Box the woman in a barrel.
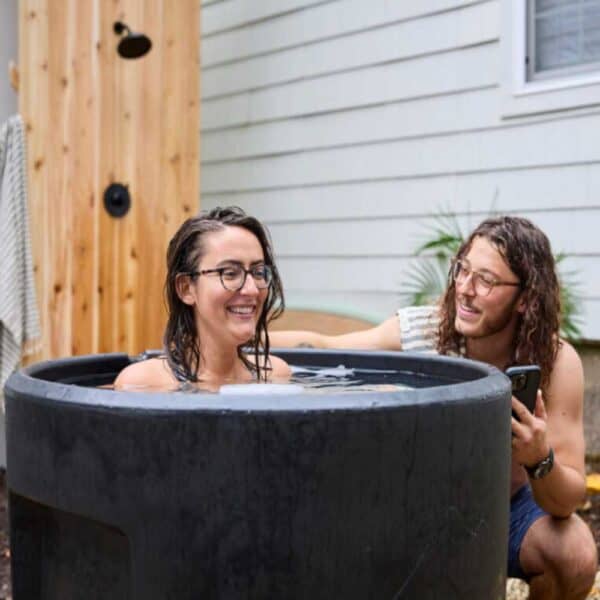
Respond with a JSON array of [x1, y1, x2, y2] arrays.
[[115, 206, 290, 391]]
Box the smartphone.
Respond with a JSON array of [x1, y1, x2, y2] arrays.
[[506, 365, 541, 417]]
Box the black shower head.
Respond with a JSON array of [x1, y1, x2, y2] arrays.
[[113, 21, 152, 59]]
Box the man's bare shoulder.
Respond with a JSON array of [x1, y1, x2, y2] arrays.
[[114, 357, 177, 390], [550, 340, 584, 389], [545, 339, 584, 418]]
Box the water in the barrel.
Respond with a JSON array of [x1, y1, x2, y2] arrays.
[[104, 363, 452, 394]]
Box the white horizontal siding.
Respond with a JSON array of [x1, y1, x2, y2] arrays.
[[202, 1, 498, 99], [200, 0, 600, 340], [203, 43, 499, 129], [275, 255, 598, 298], [264, 208, 600, 257], [517, 211, 600, 259], [203, 0, 339, 35], [203, 112, 600, 191], [202, 0, 489, 65], [202, 164, 600, 217], [202, 86, 501, 162]]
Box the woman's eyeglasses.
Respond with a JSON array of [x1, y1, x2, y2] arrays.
[[185, 264, 273, 292], [452, 259, 520, 297]]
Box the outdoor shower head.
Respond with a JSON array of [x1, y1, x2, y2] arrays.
[[113, 21, 152, 59]]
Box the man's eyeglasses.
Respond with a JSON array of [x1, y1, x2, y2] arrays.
[[186, 264, 273, 292], [451, 259, 520, 297]]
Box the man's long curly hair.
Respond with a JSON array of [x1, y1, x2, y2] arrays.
[[437, 216, 560, 392], [163, 206, 284, 382]]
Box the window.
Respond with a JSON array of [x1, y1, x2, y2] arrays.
[[501, 1, 600, 119], [527, 0, 600, 81]]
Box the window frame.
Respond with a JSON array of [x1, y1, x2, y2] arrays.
[[500, 0, 600, 118]]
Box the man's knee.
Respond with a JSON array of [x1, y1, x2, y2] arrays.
[[523, 514, 597, 593], [565, 524, 598, 594]]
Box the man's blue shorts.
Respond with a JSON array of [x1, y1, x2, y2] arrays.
[[508, 485, 547, 580]]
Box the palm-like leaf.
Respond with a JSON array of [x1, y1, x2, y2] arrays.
[[400, 212, 463, 306], [555, 253, 583, 340], [414, 212, 465, 258], [399, 256, 449, 307]]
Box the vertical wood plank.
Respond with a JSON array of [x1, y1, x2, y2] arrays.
[[46, 0, 72, 357], [115, 1, 140, 354], [19, 0, 49, 361], [69, 0, 97, 356], [152, 0, 201, 347], [136, 0, 165, 352], [20, 0, 200, 359], [97, 0, 121, 354]]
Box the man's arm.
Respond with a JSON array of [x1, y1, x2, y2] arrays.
[[269, 315, 403, 351], [511, 341, 587, 517]]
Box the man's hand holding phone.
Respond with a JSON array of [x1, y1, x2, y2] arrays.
[[511, 389, 551, 470], [507, 365, 552, 473]]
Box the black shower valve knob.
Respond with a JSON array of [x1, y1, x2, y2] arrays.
[[104, 182, 131, 218]]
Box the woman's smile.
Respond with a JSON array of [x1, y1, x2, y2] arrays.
[[226, 303, 258, 319]]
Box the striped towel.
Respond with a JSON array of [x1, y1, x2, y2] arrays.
[[0, 114, 41, 389]]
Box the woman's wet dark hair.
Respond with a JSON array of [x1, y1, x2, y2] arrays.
[[163, 206, 284, 382]]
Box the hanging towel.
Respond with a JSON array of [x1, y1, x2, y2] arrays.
[[0, 114, 41, 389]]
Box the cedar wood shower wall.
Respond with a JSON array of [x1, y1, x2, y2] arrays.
[[19, 0, 200, 359]]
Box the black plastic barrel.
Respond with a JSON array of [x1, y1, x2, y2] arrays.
[[4, 349, 511, 599]]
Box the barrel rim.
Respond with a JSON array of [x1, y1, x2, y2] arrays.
[[4, 349, 510, 413]]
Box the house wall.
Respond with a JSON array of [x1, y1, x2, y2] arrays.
[[200, 0, 600, 340], [0, 0, 18, 123]]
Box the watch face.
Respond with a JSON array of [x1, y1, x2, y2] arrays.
[[529, 448, 554, 480], [534, 461, 550, 479]]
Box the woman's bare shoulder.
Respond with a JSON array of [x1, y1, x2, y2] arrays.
[[268, 354, 291, 379], [113, 357, 177, 390], [245, 353, 291, 380]]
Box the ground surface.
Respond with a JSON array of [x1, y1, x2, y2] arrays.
[[0, 471, 598, 599]]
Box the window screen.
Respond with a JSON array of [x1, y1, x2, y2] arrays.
[[528, 0, 600, 80]]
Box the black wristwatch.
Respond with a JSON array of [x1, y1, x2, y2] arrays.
[[525, 447, 554, 480]]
